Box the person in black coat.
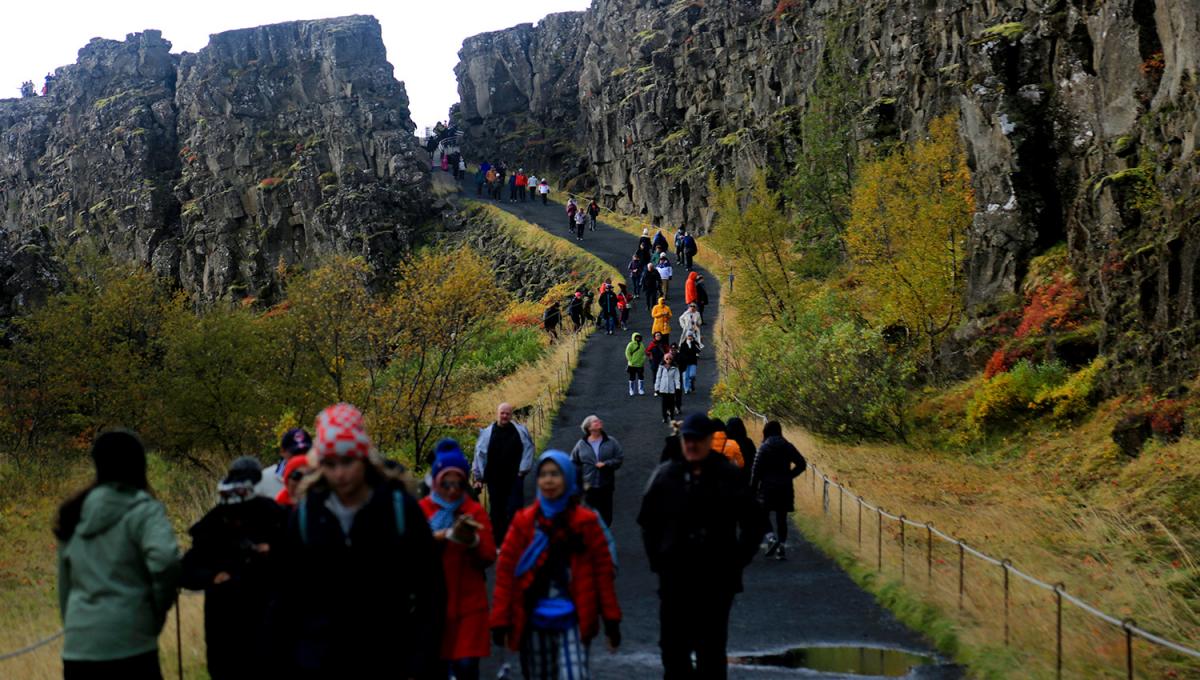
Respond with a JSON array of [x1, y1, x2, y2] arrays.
[[725, 417, 757, 477], [694, 274, 710, 322], [639, 413, 765, 680], [181, 457, 287, 680], [275, 404, 442, 679], [641, 265, 662, 311], [750, 420, 807, 561]]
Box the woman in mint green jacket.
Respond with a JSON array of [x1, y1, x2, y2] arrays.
[[55, 430, 180, 680]]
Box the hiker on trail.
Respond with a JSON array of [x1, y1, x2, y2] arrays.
[[710, 419, 745, 469], [628, 252, 645, 298], [752, 421, 807, 561], [486, 167, 499, 199], [659, 419, 683, 463], [684, 272, 701, 318], [695, 273, 710, 321], [587, 198, 600, 231], [646, 331, 666, 393], [475, 167, 486, 196], [638, 228, 653, 254], [655, 353, 682, 423], [674, 227, 687, 266], [458, 156, 467, 180], [182, 457, 287, 680], [527, 174, 539, 202], [257, 427, 312, 499], [567, 291, 585, 331], [566, 199, 578, 230], [726, 417, 757, 478], [472, 402, 537, 546], [490, 451, 622, 679], [638, 413, 765, 680], [676, 332, 701, 395], [598, 283, 619, 336], [515, 171, 527, 202], [574, 208, 588, 241], [570, 416, 625, 526], [276, 403, 440, 678], [656, 255, 675, 299], [275, 454, 312, 506], [543, 300, 562, 343], [538, 178, 550, 205], [420, 440, 496, 680], [581, 287, 596, 326], [679, 303, 704, 349], [509, 172, 520, 203], [682, 231, 698, 271], [652, 229, 669, 254], [625, 332, 647, 396], [642, 261, 662, 305], [652, 296, 673, 344], [55, 429, 180, 680], [617, 283, 632, 330]]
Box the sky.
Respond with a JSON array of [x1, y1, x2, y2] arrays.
[[0, 0, 591, 132]]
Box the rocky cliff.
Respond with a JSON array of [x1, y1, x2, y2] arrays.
[[0, 15, 431, 314], [457, 0, 1200, 387]]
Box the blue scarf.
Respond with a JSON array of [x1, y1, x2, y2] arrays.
[[429, 491, 463, 532], [515, 451, 577, 577]]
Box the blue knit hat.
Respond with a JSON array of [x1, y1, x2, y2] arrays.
[[431, 438, 469, 486]]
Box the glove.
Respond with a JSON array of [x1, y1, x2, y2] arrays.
[[492, 627, 510, 648], [604, 619, 621, 649]]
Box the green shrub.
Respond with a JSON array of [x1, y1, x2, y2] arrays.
[[460, 323, 546, 384], [1033, 357, 1106, 421], [966, 360, 1068, 434]]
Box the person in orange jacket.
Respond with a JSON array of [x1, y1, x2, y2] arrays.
[[709, 419, 744, 468]]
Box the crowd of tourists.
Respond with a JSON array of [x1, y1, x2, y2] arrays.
[[472, 162, 551, 206]]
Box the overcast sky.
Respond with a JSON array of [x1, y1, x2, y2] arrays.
[[1, 0, 590, 132]]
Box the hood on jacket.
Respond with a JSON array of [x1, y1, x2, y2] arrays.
[[77, 484, 152, 539], [631, 332, 642, 343], [658, 297, 666, 306]]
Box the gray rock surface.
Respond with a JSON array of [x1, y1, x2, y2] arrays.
[[0, 15, 433, 312]]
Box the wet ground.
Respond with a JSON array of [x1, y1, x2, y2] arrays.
[[459, 179, 962, 679]]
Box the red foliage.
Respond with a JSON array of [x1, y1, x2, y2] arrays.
[[506, 312, 541, 328], [772, 0, 802, 21], [1014, 275, 1085, 338], [1140, 51, 1165, 78], [983, 345, 1030, 379], [1147, 398, 1185, 439]]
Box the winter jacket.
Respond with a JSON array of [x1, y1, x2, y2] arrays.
[[57, 484, 181, 661], [696, 281, 709, 307], [181, 497, 287, 678], [543, 306, 561, 329], [471, 422, 536, 483], [516, 174, 527, 187], [679, 309, 703, 339], [655, 364, 682, 394], [638, 452, 765, 594], [567, 296, 583, 321], [490, 502, 621, 650], [598, 290, 619, 317], [711, 432, 744, 468], [570, 434, 625, 490], [418, 496, 496, 661], [674, 230, 686, 252], [660, 434, 682, 463], [588, 202, 600, 218], [675, 340, 700, 368], [652, 231, 669, 253], [685, 272, 700, 305], [475, 169, 486, 186], [751, 436, 808, 511], [566, 202, 578, 217], [656, 261, 674, 281], [652, 299, 673, 336], [255, 459, 286, 499], [638, 235, 653, 254], [277, 479, 441, 677], [642, 266, 661, 296], [625, 336, 647, 368], [683, 234, 698, 256], [645, 338, 666, 366], [628, 256, 644, 279]]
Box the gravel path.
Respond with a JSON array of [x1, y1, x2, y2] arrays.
[[460, 182, 962, 679]]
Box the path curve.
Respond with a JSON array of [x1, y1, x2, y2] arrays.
[[460, 182, 961, 679]]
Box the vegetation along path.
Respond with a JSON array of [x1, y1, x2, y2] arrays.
[[457, 180, 962, 679]]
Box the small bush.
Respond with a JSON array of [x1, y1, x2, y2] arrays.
[[966, 360, 1068, 434], [461, 323, 546, 384], [1033, 357, 1106, 421]]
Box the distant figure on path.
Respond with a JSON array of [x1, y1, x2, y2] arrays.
[[587, 198, 601, 231], [725, 417, 757, 477], [472, 402, 536, 546], [639, 414, 765, 680], [751, 421, 807, 561], [538, 178, 550, 204], [654, 353, 682, 423], [656, 255, 674, 299], [570, 415, 625, 526], [625, 332, 647, 396], [256, 427, 312, 499], [55, 429, 181, 680], [566, 198, 578, 230], [652, 296, 673, 345], [543, 300, 562, 343]]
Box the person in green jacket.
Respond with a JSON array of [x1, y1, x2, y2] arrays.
[[626, 331, 647, 396], [54, 429, 181, 680]]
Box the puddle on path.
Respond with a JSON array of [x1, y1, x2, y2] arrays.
[[730, 646, 934, 677]]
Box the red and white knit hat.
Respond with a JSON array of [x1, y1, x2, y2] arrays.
[[314, 403, 372, 460]]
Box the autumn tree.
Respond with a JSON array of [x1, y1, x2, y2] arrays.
[[846, 113, 975, 363]]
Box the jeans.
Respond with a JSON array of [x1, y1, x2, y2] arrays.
[[541, 192, 548, 205], [631, 276, 642, 297], [603, 314, 615, 334], [684, 364, 697, 392]]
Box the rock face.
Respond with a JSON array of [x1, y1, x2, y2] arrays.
[[0, 15, 432, 312], [457, 0, 1200, 388]]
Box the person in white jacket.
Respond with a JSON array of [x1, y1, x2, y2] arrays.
[[471, 402, 536, 545], [656, 256, 674, 299], [655, 353, 682, 423], [679, 303, 704, 349]]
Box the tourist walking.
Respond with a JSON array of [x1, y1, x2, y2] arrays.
[[646, 331, 666, 393], [725, 417, 757, 477], [679, 303, 704, 349], [694, 273, 710, 320], [656, 255, 674, 299], [587, 198, 600, 231], [651, 296, 673, 345], [570, 416, 625, 526], [472, 402, 537, 547], [673, 227, 686, 266], [181, 457, 287, 680], [566, 199, 578, 231], [475, 166, 487, 196], [567, 291, 585, 331], [55, 429, 181, 680], [682, 230, 698, 271], [655, 353, 682, 422], [628, 252, 645, 298], [543, 300, 561, 343], [751, 421, 808, 561], [638, 414, 765, 680], [256, 427, 312, 499], [617, 283, 632, 330], [710, 419, 744, 469], [491, 451, 622, 680], [652, 229, 669, 254], [598, 283, 619, 335], [625, 332, 647, 396], [420, 440, 496, 680], [574, 208, 587, 241], [276, 403, 441, 678], [527, 174, 539, 201], [274, 454, 312, 506], [638, 228, 653, 253], [539, 178, 550, 205], [515, 171, 528, 202], [642, 261, 662, 305], [676, 333, 700, 394], [508, 172, 519, 203]]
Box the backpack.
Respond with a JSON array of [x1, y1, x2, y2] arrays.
[[298, 489, 407, 545], [685, 236, 698, 256]]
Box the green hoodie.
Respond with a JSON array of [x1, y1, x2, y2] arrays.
[[625, 334, 646, 368], [57, 483, 181, 661]]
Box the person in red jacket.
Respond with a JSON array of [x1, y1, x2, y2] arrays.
[[515, 171, 528, 202], [419, 439, 496, 680], [490, 451, 621, 679]]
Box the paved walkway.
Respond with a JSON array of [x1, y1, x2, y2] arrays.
[[461, 182, 961, 678]]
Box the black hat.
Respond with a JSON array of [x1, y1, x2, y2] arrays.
[[92, 429, 147, 488], [280, 428, 312, 454], [225, 456, 262, 485], [680, 413, 713, 438]]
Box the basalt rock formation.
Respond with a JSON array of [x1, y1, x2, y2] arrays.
[[457, 1, 1200, 387], [0, 15, 432, 315]]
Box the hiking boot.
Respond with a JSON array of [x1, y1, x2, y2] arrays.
[[629, 383, 635, 397], [774, 545, 787, 561], [764, 536, 780, 557], [637, 381, 645, 395]]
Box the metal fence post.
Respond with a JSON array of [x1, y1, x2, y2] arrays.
[[925, 523, 933, 584], [858, 498, 863, 548], [1123, 619, 1135, 680], [1055, 583, 1065, 680], [822, 479, 829, 515], [899, 516, 906, 582], [1001, 559, 1011, 646], [876, 507, 883, 572], [839, 484, 844, 532], [958, 540, 966, 611]]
